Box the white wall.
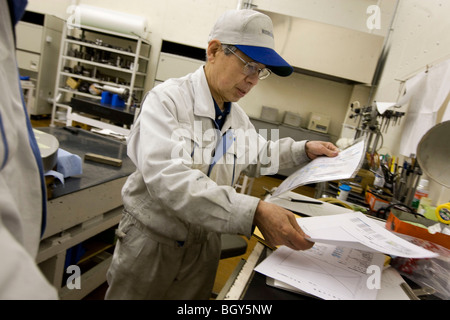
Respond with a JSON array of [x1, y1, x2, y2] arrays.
[[252, 0, 395, 36], [239, 72, 353, 141], [25, 0, 450, 146], [25, 0, 450, 202], [372, 0, 450, 204], [25, 0, 362, 142], [26, 0, 238, 92], [373, 0, 450, 155]]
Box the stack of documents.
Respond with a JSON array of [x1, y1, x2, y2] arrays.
[[271, 139, 366, 197], [255, 137, 438, 299], [256, 243, 386, 300], [254, 212, 438, 300], [297, 212, 437, 259]]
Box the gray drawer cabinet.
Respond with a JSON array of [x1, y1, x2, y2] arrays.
[[16, 11, 63, 116]]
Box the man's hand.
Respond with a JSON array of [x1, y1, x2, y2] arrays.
[[305, 141, 339, 160], [253, 200, 314, 250]]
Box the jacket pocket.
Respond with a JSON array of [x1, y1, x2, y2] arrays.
[[190, 129, 216, 174], [209, 132, 243, 186]]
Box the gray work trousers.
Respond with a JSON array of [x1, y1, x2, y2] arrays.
[[105, 212, 221, 300]]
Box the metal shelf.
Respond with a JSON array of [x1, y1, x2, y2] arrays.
[[51, 22, 151, 132]]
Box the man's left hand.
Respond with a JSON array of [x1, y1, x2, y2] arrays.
[[305, 141, 339, 160]]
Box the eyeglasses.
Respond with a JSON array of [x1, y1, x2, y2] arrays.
[[225, 47, 271, 80]]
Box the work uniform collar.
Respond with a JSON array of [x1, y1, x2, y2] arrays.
[[192, 66, 240, 132], [213, 100, 231, 131], [192, 67, 216, 120]]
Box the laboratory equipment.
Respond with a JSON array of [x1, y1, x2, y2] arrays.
[[416, 120, 450, 188]]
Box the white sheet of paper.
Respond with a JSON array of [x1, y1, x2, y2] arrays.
[[265, 265, 410, 300], [271, 139, 365, 198], [266, 192, 353, 217], [255, 243, 386, 300], [297, 212, 438, 259]]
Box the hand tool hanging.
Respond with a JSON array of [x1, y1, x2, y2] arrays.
[[348, 102, 405, 154]]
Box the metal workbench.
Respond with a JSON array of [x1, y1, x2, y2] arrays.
[[36, 127, 135, 299], [35, 127, 248, 299], [217, 191, 433, 301]]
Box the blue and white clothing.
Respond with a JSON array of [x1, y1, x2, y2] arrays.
[[0, 0, 57, 299]]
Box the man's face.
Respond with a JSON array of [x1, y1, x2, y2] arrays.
[[205, 42, 265, 104]]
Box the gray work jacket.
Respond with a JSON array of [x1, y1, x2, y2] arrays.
[[122, 66, 310, 245]]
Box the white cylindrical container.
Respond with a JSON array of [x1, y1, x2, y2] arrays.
[[411, 178, 429, 210], [337, 184, 351, 201], [75, 5, 149, 38]]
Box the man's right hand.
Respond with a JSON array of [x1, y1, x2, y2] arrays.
[[253, 200, 314, 250]]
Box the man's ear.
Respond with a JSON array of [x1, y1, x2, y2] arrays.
[[207, 40, 222, 62]]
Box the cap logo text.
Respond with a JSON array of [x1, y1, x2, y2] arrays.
[[261, 29, 274, 38]]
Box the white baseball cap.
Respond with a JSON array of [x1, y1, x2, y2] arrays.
[[208, 9, 293, 77]]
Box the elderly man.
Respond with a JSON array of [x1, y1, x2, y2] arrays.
[[105, 9, 339, 300]]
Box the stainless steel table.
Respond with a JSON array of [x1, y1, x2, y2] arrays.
[[36, 127, 248, 299], [36, 127, 134, 299]]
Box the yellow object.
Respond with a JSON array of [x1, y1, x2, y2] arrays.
[[66, 77, 80, 89], [390, 156, 396, 173], [318, 197, 353, 210], [423, 206, 439, 222], [435, 203, 450, 224], [71, 121, 91, 131], [352, 168, 375, 191]]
